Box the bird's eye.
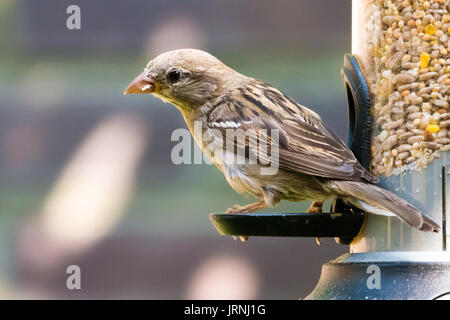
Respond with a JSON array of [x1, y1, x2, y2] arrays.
[[167, 70, 181, 83]]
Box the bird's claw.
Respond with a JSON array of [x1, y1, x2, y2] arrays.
[[232, 235, 249, 242], [226, 205, 250, 241], [225, 204, 249, 214], [315, 237, 321, 246], [306, 201, 324, 214]]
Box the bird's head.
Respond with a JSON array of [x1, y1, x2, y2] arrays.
[[124, 49, 246, 113]]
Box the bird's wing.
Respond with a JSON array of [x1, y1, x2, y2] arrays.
[[206, 82, 376, 182]]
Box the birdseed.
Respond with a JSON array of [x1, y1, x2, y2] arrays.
[[357, 0, 450, 176]]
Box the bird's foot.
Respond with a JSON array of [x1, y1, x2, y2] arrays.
[[225, 204, 249, 214], [315, 237, 321, 246], [235, 235, 249, 242], [306, 200, 324, 214], [226, 201, 267, 214], [307, 201, 324, 246], [225, 205, 250, 241], [225, 201, 267, 242]]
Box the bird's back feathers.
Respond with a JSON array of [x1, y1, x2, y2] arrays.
[[206, 81, 377, 183]]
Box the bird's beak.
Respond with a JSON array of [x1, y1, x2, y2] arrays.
[[123, 70, 156, 95]]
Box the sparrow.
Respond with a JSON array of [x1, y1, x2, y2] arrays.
[[124, 48, 440, 240]]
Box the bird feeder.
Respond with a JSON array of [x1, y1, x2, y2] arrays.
[[211, 0, 450, 299]]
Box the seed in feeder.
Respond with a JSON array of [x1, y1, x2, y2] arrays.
[[383, 136, 398, 151], [423, 34, 432, 41], [431, 98, 449, 108], [391, 149, 398, 157], [399, 132, 414, 140], [441, 120, 450, 128], [407, 135, 425, 144], [426, 124, 441, 134], [411, 148, 425, 158], [409, 112, 422, 120], [377, 130, 388, 142], [425, 14, 434, 24], [363, 0, 450, 175], [425, 24, 436, 35], [424, 130, 434, 141], [402, 54, 412, 62], [398, 151, 410, 160], [420, 52, 431, 68], [401, 89, 410, 96], [411, 128, 426, 135], [398, 144, 411, 153], [422, 102, 432, 112], [432, 112, 441, 123], [436, 137, 450, 144], [406, 106, 420, 113], [421, 114, 431, 129], [413, 118, 421, 127], [397, 73, 416, 83], [414, 10, 425, 19], [382, 70, 392, 78], [405, 156, 416, 164], [438, 129, 448, 138], [420, 141, 442, 149]]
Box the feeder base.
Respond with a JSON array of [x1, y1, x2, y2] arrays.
[[305, 251, 450, 300]]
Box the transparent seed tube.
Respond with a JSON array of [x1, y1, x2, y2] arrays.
[[351, 0, 450, 252]]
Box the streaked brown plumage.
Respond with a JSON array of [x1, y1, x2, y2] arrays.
[[124, 49, 440, 236]]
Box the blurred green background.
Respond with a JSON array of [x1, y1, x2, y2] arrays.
[[0, 0, 352, 299]]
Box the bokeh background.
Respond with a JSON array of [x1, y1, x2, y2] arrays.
[[0, 0, 352, 299]]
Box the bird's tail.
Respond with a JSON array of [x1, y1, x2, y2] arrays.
[[328, 180, 440, 233]]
